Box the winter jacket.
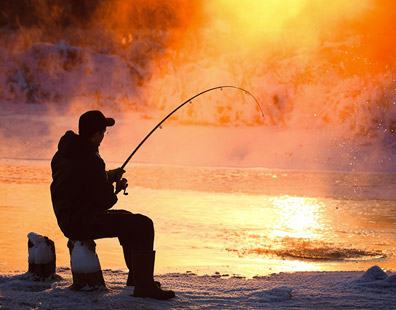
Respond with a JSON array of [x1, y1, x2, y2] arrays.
[[50, 131, 117, 239]]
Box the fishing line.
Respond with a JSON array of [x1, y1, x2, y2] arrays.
[[121, 86, 264, 170]]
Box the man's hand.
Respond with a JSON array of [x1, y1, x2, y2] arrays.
[[107, 168, 125, 184], [115, 178, 128, 195]]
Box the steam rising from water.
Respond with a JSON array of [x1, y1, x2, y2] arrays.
[[0, 0, 395, 169], [148, 0, 396, 130]]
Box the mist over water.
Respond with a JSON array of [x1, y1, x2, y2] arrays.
[[1, 162, 395, 275], [0, 0, 395, 171], [0, 1, 395, 280]]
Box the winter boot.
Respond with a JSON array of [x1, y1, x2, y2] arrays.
[[123, 247, 161, 287], [131, 251, 175, 300]]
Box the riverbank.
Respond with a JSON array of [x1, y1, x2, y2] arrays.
[[1, 266, 395, 309]]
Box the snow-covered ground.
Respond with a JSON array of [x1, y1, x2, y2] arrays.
[[0, 266, 395, 309], [1, 3, 396, 309]]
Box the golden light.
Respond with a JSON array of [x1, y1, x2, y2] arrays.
[[143, 0, 396, 132], [270, 196, 324, 239], [281, 259, 322, 272], [209, 0, 308, 48], [199, 0, 373, 54]]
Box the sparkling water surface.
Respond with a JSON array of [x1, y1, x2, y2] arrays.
[[0, 160, 395, 277]]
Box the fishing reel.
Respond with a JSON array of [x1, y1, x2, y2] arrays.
[[116, 178, 128, 195]]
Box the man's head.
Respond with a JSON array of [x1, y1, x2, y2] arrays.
[[79, 110, 115, 146]]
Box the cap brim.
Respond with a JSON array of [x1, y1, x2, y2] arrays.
[[105, 117, 115, 127]]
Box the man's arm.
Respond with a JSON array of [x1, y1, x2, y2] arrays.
[[87, 158, 118, 210], [107, 167, 125, 184]]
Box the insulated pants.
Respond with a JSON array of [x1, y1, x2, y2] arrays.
[[70, 209, 154, 251]]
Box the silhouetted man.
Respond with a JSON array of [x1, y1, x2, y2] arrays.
[[50, 110, 175, 300]]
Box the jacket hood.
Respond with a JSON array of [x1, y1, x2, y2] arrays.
[[57, 130, 97, 157]]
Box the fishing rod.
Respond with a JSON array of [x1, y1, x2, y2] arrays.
[[121, 85, 264, 170]]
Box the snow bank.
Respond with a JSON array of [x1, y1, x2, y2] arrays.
[[351, 265, 396, 290], [354, 265, 388, 283], [0, 266, 394, 309]]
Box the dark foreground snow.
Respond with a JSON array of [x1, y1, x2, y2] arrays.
[[0, 266, 395, 309]]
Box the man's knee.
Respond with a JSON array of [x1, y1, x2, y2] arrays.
[[120, 214, 154, 249], [136, 214, 154, 233]]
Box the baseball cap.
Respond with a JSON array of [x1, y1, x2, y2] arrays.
[[79, 110, 115, 137]]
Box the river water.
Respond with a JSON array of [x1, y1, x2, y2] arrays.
[[0, 159, 395, 277]]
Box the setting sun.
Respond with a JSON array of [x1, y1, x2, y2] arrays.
[[0, 0, 395, 308]]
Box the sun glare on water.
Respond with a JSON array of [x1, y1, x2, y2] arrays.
[[270, 196, 324, 239], [0, 0, 396, 278]]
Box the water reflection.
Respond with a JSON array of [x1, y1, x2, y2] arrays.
[[0, 162, 395, 277], [270, 196, 324, 239]]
